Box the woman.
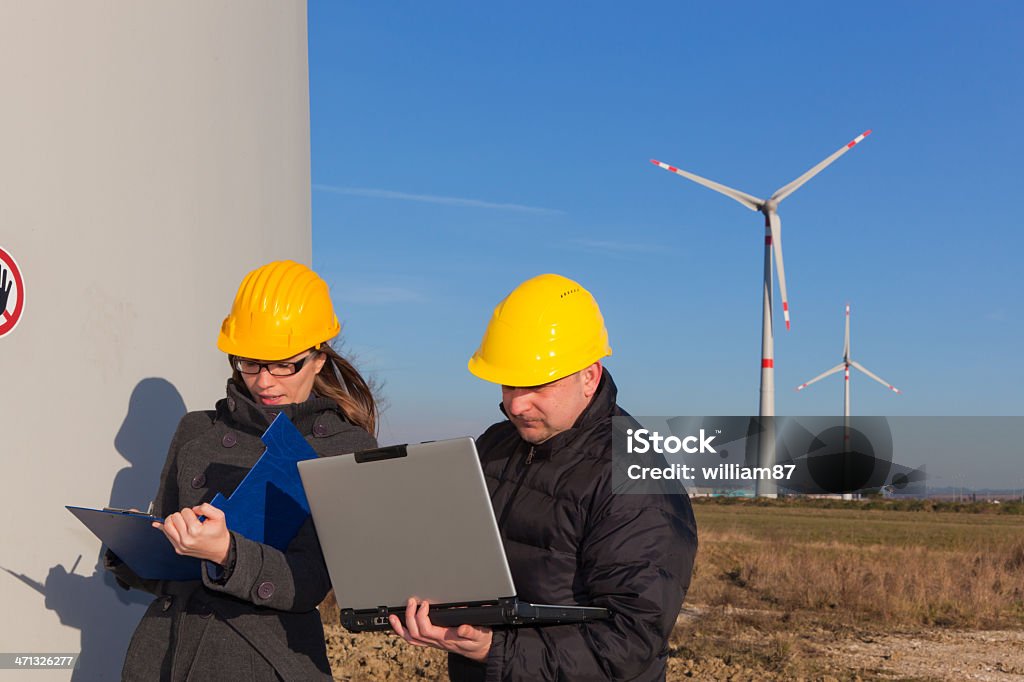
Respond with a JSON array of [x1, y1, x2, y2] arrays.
[[105, 260, 378, 681]]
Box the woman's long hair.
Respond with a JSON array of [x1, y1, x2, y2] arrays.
[[311, 343, 378, 436]]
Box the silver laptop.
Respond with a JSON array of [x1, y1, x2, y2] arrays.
[[297, 437, 609, 632]]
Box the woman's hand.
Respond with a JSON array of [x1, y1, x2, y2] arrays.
[[389, 598, 492, 662], [153, 503, 230, 566]]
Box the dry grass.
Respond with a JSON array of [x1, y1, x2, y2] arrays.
[[664, 500, 1024, 679], [690, 500, 1024, 630]]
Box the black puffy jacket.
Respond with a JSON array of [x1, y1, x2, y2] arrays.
[[450, 370, 698, 681]]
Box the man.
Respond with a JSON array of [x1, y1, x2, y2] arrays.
[[391, 273, 698, 680]]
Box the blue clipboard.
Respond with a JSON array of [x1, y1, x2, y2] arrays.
[[66, 507, 201, 580], [209, 412, 320, 549], [69, 413, 320, 581]]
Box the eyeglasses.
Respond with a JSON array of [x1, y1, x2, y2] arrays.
[[232, 352, 318, 377]]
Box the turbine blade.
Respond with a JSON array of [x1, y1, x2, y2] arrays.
[[795, 363, 845, 391], [849, 359, 901, 394], [650, 159, 763, 212], [843, 303, 850, 360], [893, 464, 927, 485], [769, 212, 791, 330], [888, 464, 927, 495], [770, 130, 871, 203]]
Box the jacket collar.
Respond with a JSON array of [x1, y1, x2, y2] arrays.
[[218, 380, 340, 435], [497, 369, 618, 458]]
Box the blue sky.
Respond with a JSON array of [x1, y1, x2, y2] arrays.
[[307, 3, 1024, 488]]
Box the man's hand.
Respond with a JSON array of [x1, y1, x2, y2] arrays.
[[0, 266, 11, 315], [153, 503, 230, 565], [389, 598, 492, 662]]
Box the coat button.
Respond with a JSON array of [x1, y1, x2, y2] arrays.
[[313, 422, 328, 437], [227, 397, 237, 412], [222, 432, 237, 448], [191, 473, 206, 489], [161, 596, 173, 612], [256, 582, 275, 600]]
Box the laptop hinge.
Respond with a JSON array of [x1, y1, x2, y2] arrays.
[[355, 444, 408, 463], [498, 596, 518, 620]]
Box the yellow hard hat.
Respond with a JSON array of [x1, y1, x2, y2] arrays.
[[217, 260, 341, 360], [468, 274, 612, 386]]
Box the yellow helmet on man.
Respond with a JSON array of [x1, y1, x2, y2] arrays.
[[468, 273, 612, 387], [217, 260, 340, 360]]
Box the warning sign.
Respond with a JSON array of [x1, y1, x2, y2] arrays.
[[0, 246, 25, 338]]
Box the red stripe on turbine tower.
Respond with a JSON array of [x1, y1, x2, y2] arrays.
[[762, 359, 774, 368], [765, 236, 772, 245]]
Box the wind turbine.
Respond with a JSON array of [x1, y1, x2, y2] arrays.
[[652, 130, 871, 495], [796, 303, 901, 414], [796, 303, 901, 499]]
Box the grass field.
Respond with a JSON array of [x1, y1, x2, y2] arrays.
[[689, 499, 1024, 628], [666, 499, 1024, 679]]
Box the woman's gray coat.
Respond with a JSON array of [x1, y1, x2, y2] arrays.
[[106, 381, 376, 681]]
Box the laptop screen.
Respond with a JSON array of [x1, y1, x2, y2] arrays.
[[298, 438, 517, 610]]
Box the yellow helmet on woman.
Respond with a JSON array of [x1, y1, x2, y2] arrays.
[[468, 273, 612, 387], [217, 260, 340, 360]]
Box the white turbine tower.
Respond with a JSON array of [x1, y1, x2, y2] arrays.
[[796, 303, 901, 412], [652, 131, 871, 496], [796, 304, 901, 499]]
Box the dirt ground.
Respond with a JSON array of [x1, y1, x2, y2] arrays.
[[812, 629, 1024, 682], [326, 626, 446, 681], [324, 617, 1024, 681]]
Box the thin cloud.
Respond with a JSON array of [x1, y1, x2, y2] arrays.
[[314, 184, 564, 215], [567, 238, 665, 255]]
